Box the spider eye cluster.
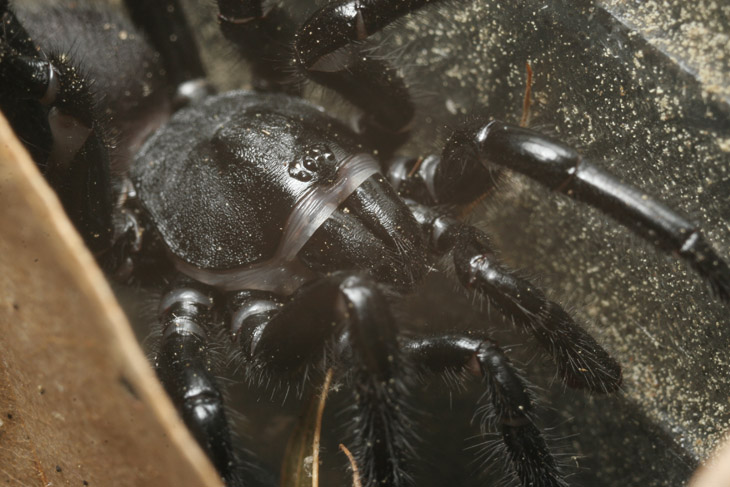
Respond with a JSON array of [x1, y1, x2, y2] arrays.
[[288, 145, 337, 182]]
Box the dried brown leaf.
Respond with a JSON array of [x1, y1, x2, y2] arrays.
[[0, 113, 221, 487]]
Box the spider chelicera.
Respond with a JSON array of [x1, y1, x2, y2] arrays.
[[1, 0, 728, 486]]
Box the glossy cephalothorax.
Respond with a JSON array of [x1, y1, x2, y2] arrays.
[[132, 92, 425, 295], [1, 1, 728, 487]]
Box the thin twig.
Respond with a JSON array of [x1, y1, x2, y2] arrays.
[[312, 368, 334, 487], [338, 443, 363, 487], [520, 61, 533, 127]]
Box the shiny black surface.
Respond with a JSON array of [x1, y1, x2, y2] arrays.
[[132, 91, 366, 270], [300, 175, 427, 290], [156, 286, 242, 485]]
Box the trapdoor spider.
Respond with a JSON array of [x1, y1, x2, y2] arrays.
[[1, 0, 729, 486]]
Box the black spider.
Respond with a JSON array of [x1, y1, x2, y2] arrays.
[[1, 1, 728, 486]]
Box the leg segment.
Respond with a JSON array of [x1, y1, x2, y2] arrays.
[[156, 285, 245, 486], [389, 121, 730, 301], [408, 201, 622, 393], [229, 273, 412, 487], [215, 0, 299, 92], [217, 0, 442, 148], [403, 335, 566, 487], [293, 0, 441, 136], [0, 2, 154, 270], [124, 0, 213, 106], [0, 2, 112, 252]]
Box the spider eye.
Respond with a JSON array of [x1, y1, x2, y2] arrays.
[[288, 145, 337, 182], [288, 164, 314, 181], [303, 158, 318, 171]]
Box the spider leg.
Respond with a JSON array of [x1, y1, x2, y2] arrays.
[[293, 0, 436, 140], [124, 0, 214, 106], [217, 0, 445, 149], [403, 335, 567, 487], [0, 2, 113, 253], [0, 2, 154, 273], [215, 0, 300, 92], [389, 121, 730, 301], [230, 272, 412, 487], [155, 283, 250, 487], [408, 201, 622, 393]]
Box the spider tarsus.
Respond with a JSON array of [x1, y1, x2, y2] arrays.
[[477, 342, 567, 487], [461, 254, 622, 395], [501, 423, 567, 487], [335, 275, 415, 487], [350, 371, 413, 487], [404, 336, 568, 487], [540, 302, 622, 394]]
